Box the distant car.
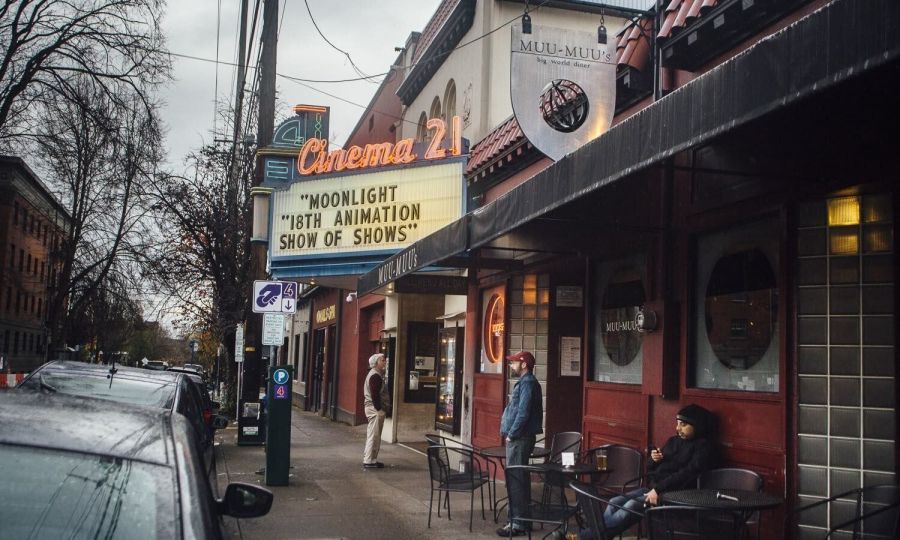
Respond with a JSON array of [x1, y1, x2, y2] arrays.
[[0, 391, 272, 538], [19, 361, 224, 490], [167, 366, 223, 431], [184, 363, 208, 376], [145, 359, 168, 370]]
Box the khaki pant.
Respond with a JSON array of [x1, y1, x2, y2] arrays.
[[364, 409, 385, 464]]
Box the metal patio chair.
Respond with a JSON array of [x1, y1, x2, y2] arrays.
[[426, 444, 489, 532], [582, 444, 643, 495], [425, 433, 495, 512], [569, 480, 645, 540]]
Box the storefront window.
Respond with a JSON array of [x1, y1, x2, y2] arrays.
[[692, 219, 779, 392], [479, 285, 505, 374], [405, 322, 440, 403], [590, 256, 646, 384]]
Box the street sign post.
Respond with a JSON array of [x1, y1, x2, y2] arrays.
[[281, 281, 297, 314], [253, 280, 298, 314], [262, 313, 284, 346], [234, 324, 245, 362]]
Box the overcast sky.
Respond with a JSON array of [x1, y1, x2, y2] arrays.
[[159, 0, 442, 171]]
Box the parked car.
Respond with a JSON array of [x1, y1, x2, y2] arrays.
[[145, 359, 168, 370], [18, 361, 225, 489], [167, 366, 223, 431], [0, 391, 272, 538], [184, 363, 208, 377]]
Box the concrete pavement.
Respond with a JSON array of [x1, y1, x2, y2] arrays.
[[215, 406, 505, 540]]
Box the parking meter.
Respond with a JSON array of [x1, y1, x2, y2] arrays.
[[265, 365, 292, 485]]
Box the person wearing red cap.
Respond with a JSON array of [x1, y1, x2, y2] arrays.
[[497, 351, 543, 537]]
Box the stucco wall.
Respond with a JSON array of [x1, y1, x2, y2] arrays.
[[399, 1, 629, 146]]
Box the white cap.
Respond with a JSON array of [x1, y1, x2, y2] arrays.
[[369, 353, 385, 367]]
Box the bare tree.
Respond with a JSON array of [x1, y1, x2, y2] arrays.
[[68, 271, 142, 363], [33, 75, 163, 355], [0, 0, 169, 144], [143, 134, 256, 411]]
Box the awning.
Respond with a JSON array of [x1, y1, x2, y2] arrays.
[[471, 0, 900, 248], [357, 215, 469, 295], [358, 0, 900, 292]]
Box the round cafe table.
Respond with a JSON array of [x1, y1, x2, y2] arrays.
[[479, 444, 552, 522], [660, 488, 783, 536], [660, 488, 782, 512]]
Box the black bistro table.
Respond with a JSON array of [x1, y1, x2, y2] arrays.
[[660, 488, 783, 536], [481, 445, 553, 522], [660, 488, 782, 512]]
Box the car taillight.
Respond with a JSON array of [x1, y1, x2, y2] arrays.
[[203, 408, 212, 426]]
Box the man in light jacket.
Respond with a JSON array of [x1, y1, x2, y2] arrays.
[[363, 353, 390, 468], [498, 351, 543, 536]]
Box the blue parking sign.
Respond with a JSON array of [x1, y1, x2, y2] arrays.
[[273, 368, 289, 385]]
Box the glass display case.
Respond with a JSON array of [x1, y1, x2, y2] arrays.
[[435, 326, 464, 434]]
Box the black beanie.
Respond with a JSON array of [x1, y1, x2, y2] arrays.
[[677, 404, 711, 435]]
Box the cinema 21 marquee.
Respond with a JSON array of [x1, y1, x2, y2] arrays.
[[269, 116, 466, 265]]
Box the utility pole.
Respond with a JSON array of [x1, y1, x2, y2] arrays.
[[242, 0, 278, 406], [230, 0, 249, 175]]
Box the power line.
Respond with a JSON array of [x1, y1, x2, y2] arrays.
[[172, 0, 556, 85], [302, 0, 380, 83], [169, 52, 385, 83], [181, 0, 557, 146]]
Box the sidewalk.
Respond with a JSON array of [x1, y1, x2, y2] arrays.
[[215, 406, 503, 540]]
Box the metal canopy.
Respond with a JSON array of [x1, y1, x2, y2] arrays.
[[470, 0, 900, 249], [357, 0, 900, 294], [357, 216, 469, 295]]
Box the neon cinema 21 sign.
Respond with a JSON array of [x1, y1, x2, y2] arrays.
[[296, 116, 462, 176]]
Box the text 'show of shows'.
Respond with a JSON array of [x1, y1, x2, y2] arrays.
[[271, 160, 465, 259]]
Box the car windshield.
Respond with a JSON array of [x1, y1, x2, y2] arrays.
[[0, 444, 176, 539], [23, 372, 177, 408]]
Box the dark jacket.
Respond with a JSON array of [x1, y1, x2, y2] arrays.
[[647, 435, 716, 492], [500, 371, 543, 439]]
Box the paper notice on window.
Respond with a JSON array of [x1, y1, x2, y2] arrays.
[[560, 336, 581, 377], [562, 452, 575, 467]]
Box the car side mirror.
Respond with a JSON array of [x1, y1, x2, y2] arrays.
[[213, 415, 229, 430], [211, 400, 221, 411], [218, 483, 273, 518]]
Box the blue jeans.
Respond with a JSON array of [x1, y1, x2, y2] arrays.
[[506, 436, 536, 530], [602, 487, 648, 532]]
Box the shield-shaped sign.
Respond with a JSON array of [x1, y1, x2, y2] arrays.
[[510, 23, 618, 161]]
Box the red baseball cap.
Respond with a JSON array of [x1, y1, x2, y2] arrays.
[[506, 351, 535, 368]]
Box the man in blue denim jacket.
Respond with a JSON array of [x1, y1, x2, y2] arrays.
[[497, 351, 543, 537]]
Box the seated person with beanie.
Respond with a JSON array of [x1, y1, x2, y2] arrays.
[[598, 404, 717, 534]]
